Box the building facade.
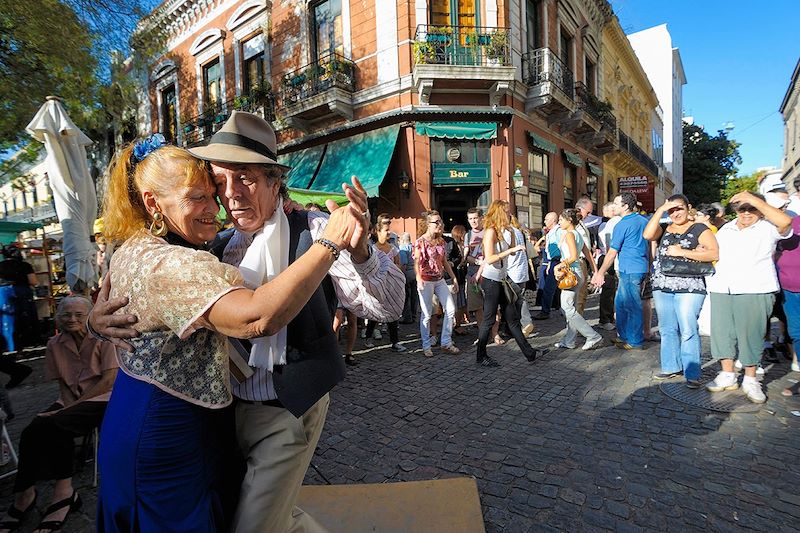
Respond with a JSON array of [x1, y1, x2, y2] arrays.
[[627, 23, 686, 195], [139, 0, 670, 236], [600, 13, 661, 212], [780, 58, 800, 192]]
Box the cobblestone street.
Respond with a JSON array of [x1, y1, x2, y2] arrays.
[[2, 297, 799, 531]]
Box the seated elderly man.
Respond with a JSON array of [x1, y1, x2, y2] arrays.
[[0, 296, 117, 533]]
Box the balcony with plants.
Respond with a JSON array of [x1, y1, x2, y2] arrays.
[[571, 82, 618, 153], [278, 52, 356, 127], [412, 25, 515, 106], [522, 47, 575, 117], [181, 86, 276, 148]]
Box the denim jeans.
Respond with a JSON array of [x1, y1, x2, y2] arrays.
[[560, 273, 602, 347], [652, 290, 706, 380], [477, 278, 536, 361], [782, 290, 800, 344], [402, 279, 419, 322], [539, 262, 559, 315], [418, 278, 455, 349], [616, 272, 646, 347]]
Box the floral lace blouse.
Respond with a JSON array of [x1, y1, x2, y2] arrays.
[[651, 223, 708, 294], [109, 230, 245, 408]]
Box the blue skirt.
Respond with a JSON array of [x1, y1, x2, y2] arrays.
[[97, 371, 226, 532]]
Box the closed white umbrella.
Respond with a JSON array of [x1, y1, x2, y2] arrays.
[[26, 96, 97, 292]]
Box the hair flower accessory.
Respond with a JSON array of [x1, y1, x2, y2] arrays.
[[132, 133, 167, 163]]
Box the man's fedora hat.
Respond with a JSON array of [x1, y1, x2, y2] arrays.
[[189, 111, 291, 170]]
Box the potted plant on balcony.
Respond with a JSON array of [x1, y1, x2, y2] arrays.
[[485, 29, 508, 65]]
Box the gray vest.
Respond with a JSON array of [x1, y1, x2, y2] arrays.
[[211, 211, 345, 417]]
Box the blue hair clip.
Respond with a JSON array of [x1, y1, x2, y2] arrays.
[[132, 133, 167, 163]]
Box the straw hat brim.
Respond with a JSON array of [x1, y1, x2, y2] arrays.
[[189, 143, 291, 171]]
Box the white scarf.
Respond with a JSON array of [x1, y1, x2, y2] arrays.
[[237, 198, 290, 371]]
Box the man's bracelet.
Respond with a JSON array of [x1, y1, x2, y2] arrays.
[[313, 238, 341, 260]]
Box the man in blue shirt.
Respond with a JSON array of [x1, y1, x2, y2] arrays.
[[591, 192, 649, 348]]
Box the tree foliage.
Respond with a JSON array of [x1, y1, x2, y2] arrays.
[[0, 0, 164, 183], [0, 0, 97, 146], [720, 170, 761, 207], [682, 122, 742, 205]]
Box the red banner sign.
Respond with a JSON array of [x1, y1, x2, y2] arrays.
[[618, 175, 655, 213]]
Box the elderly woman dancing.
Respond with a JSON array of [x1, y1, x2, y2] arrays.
[[0, 296, 116, 533], [94, 137, 362, 531]]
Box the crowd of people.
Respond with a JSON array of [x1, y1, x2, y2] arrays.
[[0, 108, 797, 532]]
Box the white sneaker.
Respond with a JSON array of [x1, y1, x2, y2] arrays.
[[756, 366, 765, 376], [742, 379, 766, 404], [792, 361, 800, 372], [734, 359, 742, 370], [706, 372, 739, 392], [373, 330, 382, 340], [391, 343, 407, 352], [554, 341, 576, 349], [364, 339, 374, 348], [581, 336, 604, 351]]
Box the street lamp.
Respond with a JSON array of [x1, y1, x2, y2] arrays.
[[399, 170, 410, 197], [586, 174, 597, 200]]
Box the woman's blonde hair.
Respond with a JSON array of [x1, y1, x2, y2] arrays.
[[483, 200, 514, 245], [102, 142, 211, 242]]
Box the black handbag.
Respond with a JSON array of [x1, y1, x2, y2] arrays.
[[660, 256, 715, 278], [500, 277, 519, 304]]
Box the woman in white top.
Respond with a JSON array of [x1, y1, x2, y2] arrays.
[[705, 191, 792, 403], [475, 200, 547, 367], [553, 209, 604, 350]]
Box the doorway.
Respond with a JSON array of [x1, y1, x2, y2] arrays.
[[434, 185, 490, 232]]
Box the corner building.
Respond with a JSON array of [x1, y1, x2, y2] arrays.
[[139, 0, 665, 236]]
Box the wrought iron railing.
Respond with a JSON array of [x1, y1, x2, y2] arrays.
[[618, 131, 659, 175], [413, 25, 510, 66], [574, 82, 617, 134], [279, 52, 356, 106], [181, 93, 276, 147], [522, 48, 574, 100]]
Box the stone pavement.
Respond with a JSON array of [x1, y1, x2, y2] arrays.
[[1, 296, 799, 532]]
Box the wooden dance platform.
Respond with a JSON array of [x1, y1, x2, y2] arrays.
[[297, 477, 486, 532]]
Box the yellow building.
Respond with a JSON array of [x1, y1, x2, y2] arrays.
[[600, 14, 661, 211]]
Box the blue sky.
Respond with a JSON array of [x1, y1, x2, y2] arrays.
[[611, 0, 796, 176]]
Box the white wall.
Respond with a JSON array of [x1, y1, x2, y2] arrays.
[[628, 24, 686, 193]]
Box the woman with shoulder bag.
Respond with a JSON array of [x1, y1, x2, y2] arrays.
[[553, 209, 604, 350], [475, 201, 548, 367], [643, 194, 719, 388]]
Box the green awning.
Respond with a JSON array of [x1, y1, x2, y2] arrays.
[[287, 188, 348, 208], [278, 144, 326, 190], [588, 163, 603, 176], [415, 121, 497, 140], [0, 221, 42, 244], [527, 131, 557, 154], [563, 150, 584, 167], [309, 125, 400, 197]]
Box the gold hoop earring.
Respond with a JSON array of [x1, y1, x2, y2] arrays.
[[150, 211, 168, 237]]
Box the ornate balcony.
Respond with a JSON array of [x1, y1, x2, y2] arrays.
[[412, 25, 515, 106], [618, 131, 659, 176], [279, 52, 356, 130], [182, 92, 276, 148], [571, 82, 618, 153], [523, 48, 575, 119]]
